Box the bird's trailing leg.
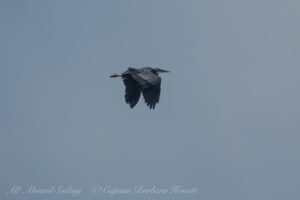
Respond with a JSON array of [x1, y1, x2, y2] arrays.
[[110, 74, 121, 78]]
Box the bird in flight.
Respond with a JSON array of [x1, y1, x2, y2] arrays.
[[110, 67, 170, 109]]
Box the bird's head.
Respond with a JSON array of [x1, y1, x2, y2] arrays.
[[154, 68, 170, 73]]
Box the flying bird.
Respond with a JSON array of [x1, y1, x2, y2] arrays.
[[110, 67, 169, 109]]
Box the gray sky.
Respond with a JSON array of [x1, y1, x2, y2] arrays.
[[1, 0, 300, 199]]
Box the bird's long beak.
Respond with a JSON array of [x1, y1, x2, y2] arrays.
[[159, 69, 170, 73]]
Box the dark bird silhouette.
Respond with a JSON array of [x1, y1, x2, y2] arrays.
[[110, 67, 169, 109]]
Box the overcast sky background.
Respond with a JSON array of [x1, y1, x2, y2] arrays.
[[1, 0, 300, 200]]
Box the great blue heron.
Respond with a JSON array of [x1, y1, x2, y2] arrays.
[[110, 67, 170, 109]]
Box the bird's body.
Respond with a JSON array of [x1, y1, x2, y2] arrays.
[[110, 67, 169, 109]]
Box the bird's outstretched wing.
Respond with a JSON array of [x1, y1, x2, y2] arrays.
[[122, 76, 141, 108], [142, 77, 161, 109]]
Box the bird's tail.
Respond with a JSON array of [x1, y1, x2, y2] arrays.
[[110, 74, 121, 78]]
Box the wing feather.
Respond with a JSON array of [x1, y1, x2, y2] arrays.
[[122, 76, 141, 108], [142, 77, 161, 109]]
